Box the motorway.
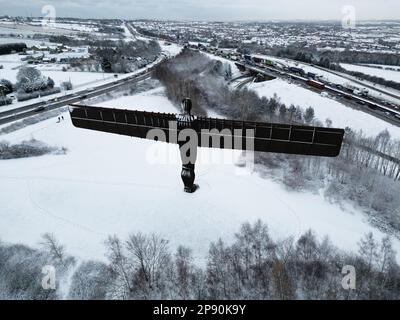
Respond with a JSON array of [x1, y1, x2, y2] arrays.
[[300, 63, 400, 101], [230, 60, 400, 124], [0, 66, 157, 126]]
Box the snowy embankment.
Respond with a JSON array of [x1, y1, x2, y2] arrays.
[[252, 54, 400, 104], [203, 52, 242, 79], [340, 63, 400, 83], [1, 85, 399, 264], [248, 79, 400, 140]]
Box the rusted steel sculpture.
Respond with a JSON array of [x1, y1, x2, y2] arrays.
[[69, 98, 344, 193]]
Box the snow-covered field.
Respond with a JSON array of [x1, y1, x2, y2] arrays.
[[1, 85, 399, 264], [0, 47, 104, 90], [2, 64, 110, 89], [0, 25, 38, 36], [341, 63, 400, 83], [248, 79, 400, 140], [0, 23, 79, 36], [50, 23, 99, 33]]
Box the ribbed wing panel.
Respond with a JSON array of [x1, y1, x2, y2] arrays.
[[70, 105, 344, 157], [69, 104, 178, 142], [195, 117, 344, 157]]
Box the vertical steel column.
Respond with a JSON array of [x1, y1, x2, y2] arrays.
[[177, 98, 198, 193]]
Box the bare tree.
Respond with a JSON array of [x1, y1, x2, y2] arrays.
[[40, 233, 66, 265], [174, 246, 195, 299], [125, 233, 170, 299], [104, 235, 133, 298]]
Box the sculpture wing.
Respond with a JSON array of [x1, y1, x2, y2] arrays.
[[69, 104, 179, 142], [70, 105, 344, 157], [195, 117, 344, 157]]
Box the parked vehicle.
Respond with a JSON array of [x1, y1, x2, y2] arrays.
[[289, 66, 305, 75], [244, 54, 252, 61], [307, 72, 316, 79], [244, 54, 254, 65], [307, 79, 325, 90], [34, 106, 46, 112], [265, 59, 274, 66]]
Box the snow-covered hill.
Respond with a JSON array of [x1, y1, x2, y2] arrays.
[[1, 85, 399, 264]]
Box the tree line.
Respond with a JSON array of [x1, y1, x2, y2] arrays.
[[91, 39, 161, 73], [1, 221, 399, 300], [0, 43, 27, 55]]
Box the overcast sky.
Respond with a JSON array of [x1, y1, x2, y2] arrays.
[[1, 0, 399, 21]]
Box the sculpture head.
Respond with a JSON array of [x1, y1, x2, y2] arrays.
[[181, 98, 192, 115]]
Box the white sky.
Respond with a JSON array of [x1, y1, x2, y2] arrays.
[[0, 0, 399, 21]]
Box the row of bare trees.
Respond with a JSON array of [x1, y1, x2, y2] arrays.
[[91, 39, 161, 73], [1, 222, 399, 300]]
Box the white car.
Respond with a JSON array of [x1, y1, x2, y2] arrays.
[[320, 92, 329, 98]]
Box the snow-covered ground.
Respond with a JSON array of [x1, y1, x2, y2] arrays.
[[0, 47, 103, 91], [203, 52, 242, 79], [248, 79, 400, 140], [1, 85, 399, 264], [0, 22, 79, 36], [159, 40, 182, 58], [341, 63, 400, 83], [2, 64, 111, 89], [49, 22, 99, 33]]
